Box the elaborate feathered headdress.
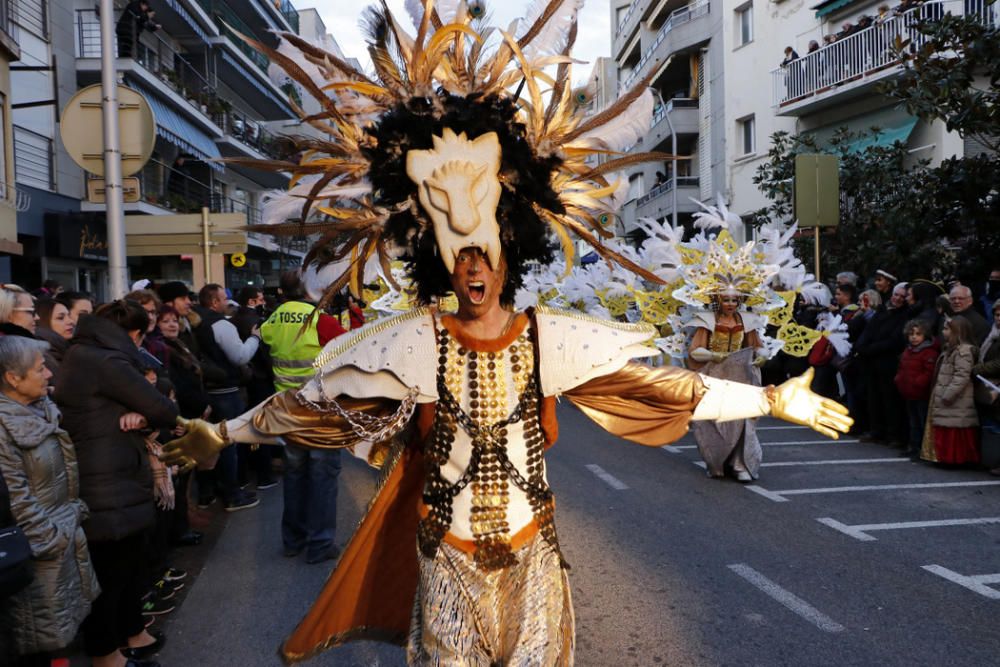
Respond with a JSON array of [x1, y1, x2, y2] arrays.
[[236, 0, 675, 308]]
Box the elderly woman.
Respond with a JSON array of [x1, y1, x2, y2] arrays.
[[0, 284, 39, 338], [34, 300, 74, 384], [0, 336, 99, 665], [54, 300, 178, 667]]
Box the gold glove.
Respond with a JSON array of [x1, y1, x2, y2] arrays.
[[160, 417, 230, 473], [769, 368, 853, 439]]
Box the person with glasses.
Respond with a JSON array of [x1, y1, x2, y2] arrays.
[[0, 285, 38, 339]]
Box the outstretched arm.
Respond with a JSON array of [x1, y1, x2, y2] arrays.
[[566, 363, 851, 445]]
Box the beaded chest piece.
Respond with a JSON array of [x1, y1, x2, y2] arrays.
[[417, 317, 562, 571]]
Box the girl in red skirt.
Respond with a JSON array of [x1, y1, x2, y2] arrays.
[[922, 315, 980, 464]]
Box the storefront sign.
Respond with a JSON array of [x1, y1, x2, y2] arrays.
[[44, 213, 109, 261]]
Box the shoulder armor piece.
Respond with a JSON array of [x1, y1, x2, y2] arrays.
[[533, 305, 659, 396]]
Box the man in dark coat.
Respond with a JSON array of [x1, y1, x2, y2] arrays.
[[115, 0, 160, 58], [949, 284, 990, 343]]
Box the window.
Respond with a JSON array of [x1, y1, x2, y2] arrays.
[[628, 173, 644, 200], [738, 115, 756, 156], [736, 3, 753, 46]]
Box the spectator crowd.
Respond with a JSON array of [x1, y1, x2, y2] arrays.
[[762, 267, 1000, 471], [1, 262, 998, 667], [0, 274, 364, 667]]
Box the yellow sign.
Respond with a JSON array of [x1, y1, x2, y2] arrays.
[[230, 253, 247, 268]]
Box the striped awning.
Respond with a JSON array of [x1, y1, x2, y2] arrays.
[[220, 50, 294, 116], [810, 0, 860, 17], [141, 90, 225, 171], [163, 0, 213, 43]]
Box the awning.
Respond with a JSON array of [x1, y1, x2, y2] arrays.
[[804, 106, 919, 154], [842, 117, 918, 153], [810, 0, 861, 17], [142, 91, 225, 171], [220, 50, 294, 116], [163, 0, 212, 43]]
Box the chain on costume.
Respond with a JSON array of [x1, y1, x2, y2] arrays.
[[417, 319, 563, 572]]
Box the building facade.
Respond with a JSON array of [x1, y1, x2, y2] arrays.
[[3, 0, 324, 295]]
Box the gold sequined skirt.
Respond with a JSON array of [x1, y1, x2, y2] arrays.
[[407, 533, 574, 666]]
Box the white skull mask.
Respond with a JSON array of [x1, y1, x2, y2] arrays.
[[405, 129, 503, 274]]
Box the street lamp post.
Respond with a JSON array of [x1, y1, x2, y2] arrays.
[[99, 0, 128, 298]]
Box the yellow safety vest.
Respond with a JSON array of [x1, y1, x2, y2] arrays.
[[260, 301, 321, 392]]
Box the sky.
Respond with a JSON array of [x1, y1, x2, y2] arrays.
[[312, 0, 612, 83]]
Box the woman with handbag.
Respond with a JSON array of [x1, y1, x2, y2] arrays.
[[0, 335, 99, 666]]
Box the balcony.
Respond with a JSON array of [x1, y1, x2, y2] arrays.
[[639, 97, 699, 153], [13, 125, 54, 192], [621, 0, 710, 91], [0, 0, 19, 59], [771, 0, 998, 115], [615, 0, 642, 40], [83, 158, 213, 215], [635, 175, 700, 219], [76, 9, 222, 136]]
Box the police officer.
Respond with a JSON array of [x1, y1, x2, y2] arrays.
[[260, 271, 361, 563]]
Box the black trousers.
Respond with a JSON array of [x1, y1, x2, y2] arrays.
[[82, 532, 148, 657]]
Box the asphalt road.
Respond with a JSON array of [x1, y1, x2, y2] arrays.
[[154, 405, 1000, 666]]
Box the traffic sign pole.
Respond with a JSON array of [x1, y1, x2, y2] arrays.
[[99, 0, 127, 298]]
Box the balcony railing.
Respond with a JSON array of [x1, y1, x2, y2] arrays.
[[771, 0, 998, 108], [276, 0, 299, 33], [195, 0, 270, 72], [13, 125, 54, 191], [215, 195, 262, 225], [616, 0, 641, 36], [622, 0, 710, 90], [213, 108, 286, 159], [131, 158, 214, 212], [15, 0, 46, 40], [651, 97, 698, 126], [636, 175, 698, 207], [76, 9, 219, 119]]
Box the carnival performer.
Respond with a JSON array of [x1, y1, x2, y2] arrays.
[[686, 287, 766, 481], [160, 2, 852, 664]]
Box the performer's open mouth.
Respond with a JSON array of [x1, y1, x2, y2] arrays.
[[468, 281, 486, 304]]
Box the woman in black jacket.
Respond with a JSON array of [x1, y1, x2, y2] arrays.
[[54, 300, 177, 667]]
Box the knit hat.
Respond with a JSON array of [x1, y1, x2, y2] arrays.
[[158, 281, 190, 303]]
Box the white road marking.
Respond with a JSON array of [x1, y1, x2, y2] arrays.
[[727, 564, 846, 633], [746, 480, 1000, 502], [670, 439, 855, 450], [585, 464, 629, 490], [756, 425, 810, 431], [922, 565, 1000, 600], [660, 445, 683, 455], [693, 457, 907, 469], [817, 516, 1000, 541]]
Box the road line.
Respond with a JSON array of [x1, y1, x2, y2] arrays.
[[585, 464, 629, 490], [748, 480, 1000, 502], [671, 439, 855, 450], [817, 516, 1000, 541], [728, 564, 846, 632], [922, 565, 1000, 600], [693, 457, 906, 470], [660, 445, 683, 455], [756, 425, 810, 431], [745, 485, 789, 502]]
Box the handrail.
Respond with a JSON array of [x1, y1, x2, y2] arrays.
[[771, 0, 997, 107], [651, 97, 698, 126], [616, 0, 641, 36], [622, 0, 710, 90], [277, 0, 299, 33], [636, 175, 698, 207], [195, 0, 270, 72], [214, 108, 284, 159]]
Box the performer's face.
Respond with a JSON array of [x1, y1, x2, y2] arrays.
[[719, 295, 740, 316], [449, 246, 504, 318]]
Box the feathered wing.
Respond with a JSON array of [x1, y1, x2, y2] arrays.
[[517, 0, 585, 62]]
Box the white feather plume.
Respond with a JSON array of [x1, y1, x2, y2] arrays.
[[816, 312, 851, 356], [260, 177, 372, 225], [405, 0, 463, 32], [517, 0, 585, 61], [568, 89, 654, 153], [302, 254, 381, 303], [691, 193, 742, 234], [799, 280, 831, 306]]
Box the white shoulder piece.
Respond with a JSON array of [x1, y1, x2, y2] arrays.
[[534, 305, 659, 396], [298, 307, 439, 404], [741, 311, 767, 332]]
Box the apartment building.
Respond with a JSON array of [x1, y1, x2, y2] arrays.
[[4, 0, 317, 295], [609, 0, 727, 239], [724, 0, 991, 223], [0, 0, 20, 268]]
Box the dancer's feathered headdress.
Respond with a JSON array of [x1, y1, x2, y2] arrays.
[[237, 0, 675, 309]]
